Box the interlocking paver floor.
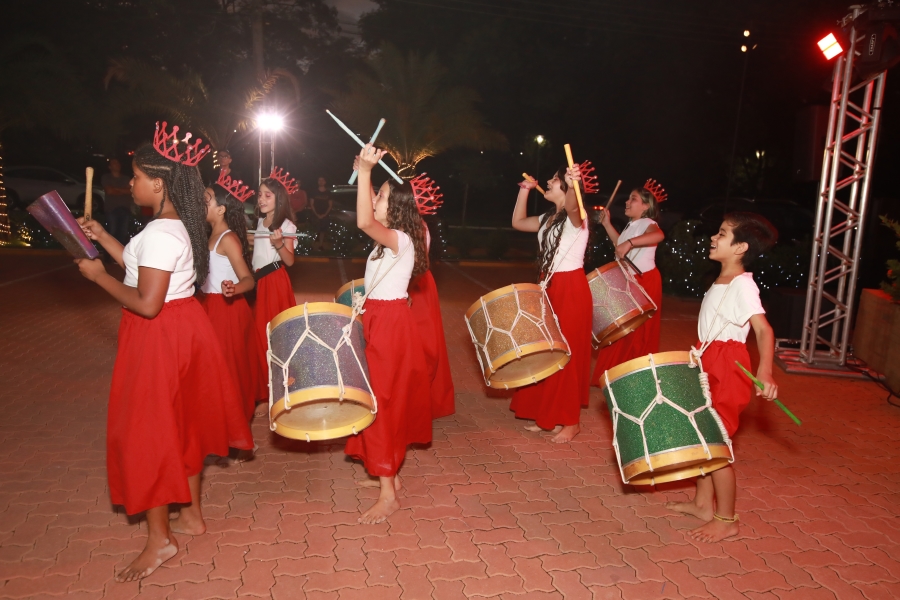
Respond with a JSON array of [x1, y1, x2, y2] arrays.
[[2, 248, 899, 599]]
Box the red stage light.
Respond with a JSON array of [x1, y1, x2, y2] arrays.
[[818, 33, 843, 59]]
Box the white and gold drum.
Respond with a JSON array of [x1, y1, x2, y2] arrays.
[[267, 302, 374, 441], [464, 283, 569, 389]]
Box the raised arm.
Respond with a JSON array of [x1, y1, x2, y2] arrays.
[[356, 144, 399, 254], [78, 217, 125, 267], [512, 180, 542, 232], [563, 166, 583, 229]]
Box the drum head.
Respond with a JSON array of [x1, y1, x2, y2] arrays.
[[595, 311, 654, 347], [270, 392, 375, 441], [488, 350, 570, 388]]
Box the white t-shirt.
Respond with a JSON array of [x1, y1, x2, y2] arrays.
[[123, 219, 196, 302], [538, 215, 587, 274], [365, 230, 414, 300], [252, 218, 297, 271], [619, 218, 658, 273], [697, 272, 765, 344], [201, 230, 239, 294]]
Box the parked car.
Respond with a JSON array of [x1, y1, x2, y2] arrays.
[[696, 197, 814, 244], [5, 166, 106, 211]]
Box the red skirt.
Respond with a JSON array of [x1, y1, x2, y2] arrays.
[[409, 270, 455, 419], [254, 266, 296, 375], [107, 297, 253, 515], [591, 267, 663, 386], [697, 340, 753, 437], [510, 269, 592, 429], [201, 293, 268, 419], [345, 298, 431, 477]]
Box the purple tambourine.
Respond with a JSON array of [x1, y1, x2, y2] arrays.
[[26, 191, 100, 259]]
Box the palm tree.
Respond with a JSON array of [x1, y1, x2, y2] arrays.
[[0, 36, 93, 244], [333, 44, 507, 178]]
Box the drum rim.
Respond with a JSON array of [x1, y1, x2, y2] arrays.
[[593, 308, 656, 347], [485, 349, 570, 388], [271, 407, 376, 441], [334, 278, 366, 302], [464, 282, 544, 321], [270, 385, 375, 415], [269, 301, 356, 330], [601, 350, 693, 387], [624, 452, 732, 486], [586, 260, 627, 280]]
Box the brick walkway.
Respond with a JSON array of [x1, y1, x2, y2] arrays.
[[1, 249, 899, 599]]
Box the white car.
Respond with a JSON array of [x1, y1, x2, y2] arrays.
[[5, 166, 106, 211]]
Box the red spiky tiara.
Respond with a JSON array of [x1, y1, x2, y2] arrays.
[[268, 167, 299, 195], [410, 174, 444, 215], [643, 178, 668, 203], [216, 170, 255, 203], [153, 121, 210, 167], [577, 161, 599, 194]]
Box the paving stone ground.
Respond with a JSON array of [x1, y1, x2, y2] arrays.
[[1, 248, 899, 599]]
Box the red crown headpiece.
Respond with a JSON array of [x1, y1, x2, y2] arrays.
[[268, 167, 299, 195], [153, 121, 210, 167], [643, 178, 668, 203], [577, 161, 599, 195], [216, 170, 255, 203], [410, 174, 444, 215]]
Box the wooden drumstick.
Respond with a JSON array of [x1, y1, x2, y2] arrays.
[[521, 173, 545, 195], [605, 180, 622, 212], [563, 144, 586, 220], [84, 167, 94, 221]]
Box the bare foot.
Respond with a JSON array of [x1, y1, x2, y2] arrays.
[[550, 424, 579, 443], [234, 447, 256, 463], [169, 512, 206, 536], [688, 516, 740, 542], [523, 421, 543, 432], [115, 536, 178, 582], [665, 500, 714, 522], [356, 475, 402, 492], [358, 497, 400, 524]]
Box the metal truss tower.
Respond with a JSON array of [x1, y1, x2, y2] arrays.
[[775, 5, 888, 375]]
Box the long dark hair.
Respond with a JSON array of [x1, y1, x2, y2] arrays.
[[133, 143, 209, 287], [536, 166, 571, 278], [211, 185, 252, 271], [257, 178, 296, 230], [371, 181, 428, 278]]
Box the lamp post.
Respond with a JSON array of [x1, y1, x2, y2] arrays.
[[257, 112, 284, 183], [533, 134, 546, 214], [724, 30, 756, 212]]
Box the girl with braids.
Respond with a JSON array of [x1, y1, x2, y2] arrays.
[[200, 177, 267, 424], [510, 166, 592, 443], [345, 144, 429, 524], [590, 181, 666, 386], [74, 124, 252, 582], [252, 169, 297, 366]]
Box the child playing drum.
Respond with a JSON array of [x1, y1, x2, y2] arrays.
[[512, 166, 592, 443], [667, 212, 779, 542], [75, 124, 253, 581], [590, 180, 666, 386], [344, 144, 430, 524]]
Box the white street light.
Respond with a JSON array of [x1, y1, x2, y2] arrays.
[[535, 135, 545, 145], [257, 113, 285, 131]]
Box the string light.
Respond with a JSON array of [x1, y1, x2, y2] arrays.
[[0, 143, 10, 243]]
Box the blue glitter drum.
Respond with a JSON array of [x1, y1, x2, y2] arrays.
[[334, 279, 365, 308], [267, 302, 374, 441]]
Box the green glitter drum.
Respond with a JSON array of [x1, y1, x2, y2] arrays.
[[334, 279, 365, 308], [601, 351, 733, 486]]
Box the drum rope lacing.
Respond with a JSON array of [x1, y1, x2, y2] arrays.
[[604, 353, 733, 485], [589, 258, 658, 345]]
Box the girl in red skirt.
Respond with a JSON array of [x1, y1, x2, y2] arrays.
[[408, 175, 455, 419], [201, 173, 267, 424], [345, 144, 430, 524], [511, 166, 592, 443], [75, 123, 253, 582], [252, 168, 297, 365], [590, 180, 667, 386]]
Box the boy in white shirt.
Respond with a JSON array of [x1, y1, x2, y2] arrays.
[[667, 212, 779, 542]]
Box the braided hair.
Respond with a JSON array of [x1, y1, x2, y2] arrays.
[[370, 181, 428, 278], [535, 166, 571, 279], [210, 186, 252, 271], [133, 143, 210, 287], [257, 178, 296, 229]]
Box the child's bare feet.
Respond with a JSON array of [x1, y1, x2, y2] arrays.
[[115, 536, 178, 582], [169, 511, 206, 536], [358, 496, 400, 524], [523, 421, 543, 432], [356, 475, 402, 492], [688, 515, 740, 543], [551, 424, 579, 443], [666, 499, 714, 522]]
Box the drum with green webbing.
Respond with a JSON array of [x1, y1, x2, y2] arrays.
[[600, 351, 733, 486]]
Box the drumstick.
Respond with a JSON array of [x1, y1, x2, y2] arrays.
[[563, 144, 587, 221], [605, 179, 622, 212], [348, 118, 386, 184], [735, 361, 801, 426], [84, 167, 94, 221], [326, 110, 403, 184], [621, 255, 642, 276], [249, 230, 303, 238], [521, 173, 545, 194]]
